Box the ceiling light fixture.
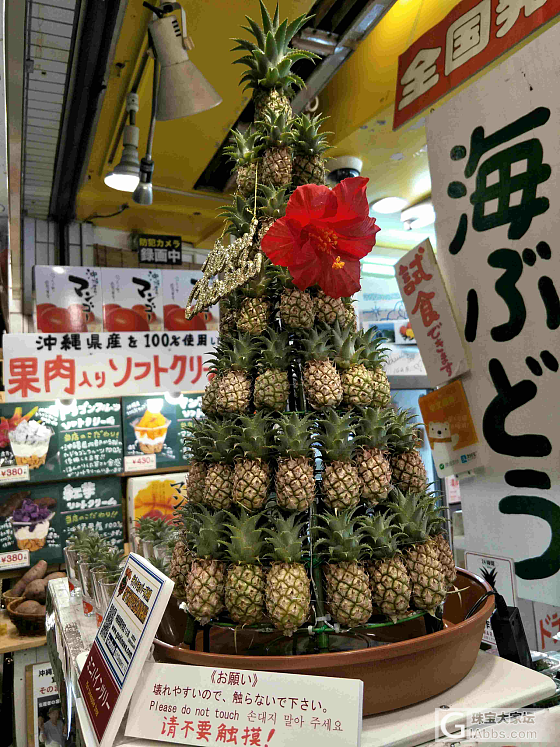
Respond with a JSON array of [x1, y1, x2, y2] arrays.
[[104, 93, 141, 192], [145, 1, 222, 121], [400, 199, 435, 229], [370, 197, 408, 214], [361, 260, 396, 277], [133, 55, 159, 205]]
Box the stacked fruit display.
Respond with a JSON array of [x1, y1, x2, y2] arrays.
[[171, 2, 456, 641]]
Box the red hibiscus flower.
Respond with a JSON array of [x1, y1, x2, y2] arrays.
[[261, 177, 380, 298]]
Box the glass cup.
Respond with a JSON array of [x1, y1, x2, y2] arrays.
[[91, 567, 110, 628], [140, 539, 155, 558], [99, 577, 119, 614], [77, 558, 102, 617], [153, 542, 171, 563], [63, 545, 81, 597]]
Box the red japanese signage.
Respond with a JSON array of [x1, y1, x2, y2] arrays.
[[394, 0, 559, 129], [79, 641, 121, 742]]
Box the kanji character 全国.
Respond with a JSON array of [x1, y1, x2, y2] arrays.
[[45, 356, 76, 395], [398, 47, 441, 111], [8, 358, 40, 397], [496, 0, 547, 38], [445, 0, 490, 75], [109, 358, 133, 387], [411, 291, 440, 327], [447, 106, 551, 249]]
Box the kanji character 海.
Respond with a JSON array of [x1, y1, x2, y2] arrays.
[[109, 358, 133, 387], [398, 47, 441, 111], [496, 0, 547, 38], [445, 0, 490, 75], [45, 356, 76, 395], [8, 358, 40, 397]]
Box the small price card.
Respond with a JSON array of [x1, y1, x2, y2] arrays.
[[0, 465, 30, 483], [0, 549, 30, 569], [124, 454, 157, 473]]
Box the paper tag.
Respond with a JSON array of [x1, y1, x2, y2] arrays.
[[124, 454, 157, 472], [0, 464, 30, 483], [0, 549, 30, 570]]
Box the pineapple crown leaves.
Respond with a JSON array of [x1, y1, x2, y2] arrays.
[[264, 512, 307, 563], [315, 507, 370, 563], [197, 415, 239, 464], [385, 488, 431, 545], [316, 408, 356, 463], [231, 1, 319, 94], [275, 411, 315, 458], [218, 194, 255, 239], [257, 109, 293, 147], [301, 325, 336, 363], [410, 488, 448, 537], [188, 504, 226, 560], [222, 333, 257, 371], [359, 511, 404, 560], [269, 263, 299, 290], [356, 326, 389, 369], [256, 328, 292, 371], [290, 113, 332, 156], [183, 417, 212, 462], [386, 409, 423, 453], [98, 548, 125, 575], [205, 336, 234, 376], [239, 265, 271, 299], [257, 184, 288, 219], [147, 556, 170, 576], [331, 321, 368, 371], [353, 407, 391, 450], [233, 411, 275, 460], [224, 126, 263, 167], [221, 507, 267, 564]]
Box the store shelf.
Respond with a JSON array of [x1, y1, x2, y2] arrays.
[[0, 608, 46, 654]]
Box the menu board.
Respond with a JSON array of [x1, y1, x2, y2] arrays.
[[122, 393, 203, 471], [0, 477, 124, 565], [0, 399, 123, 482]]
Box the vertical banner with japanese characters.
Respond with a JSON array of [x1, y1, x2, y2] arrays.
[[427, 22, 560, 604], [78, 554, 173, 747], [29, 662, 60, 747]]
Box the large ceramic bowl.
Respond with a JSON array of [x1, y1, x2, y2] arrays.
[[154, 569, 493, 715]]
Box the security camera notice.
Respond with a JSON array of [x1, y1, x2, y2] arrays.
[[126, 664, 363, 747], [433, 707, 555, 744]]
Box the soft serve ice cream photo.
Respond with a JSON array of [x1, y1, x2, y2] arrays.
[[132, 399, 171, 454], [9, 418, 53, 469], [11, 497, 55, 552]]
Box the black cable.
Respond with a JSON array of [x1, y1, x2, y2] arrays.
[[465, 590, 495, 620], [84, 204, 129, 222]]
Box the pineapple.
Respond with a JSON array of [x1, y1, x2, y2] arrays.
[[274, 266, 315, 330], [237, 270, 271, 335], [265, 513, 310, 634], [254, 329, 291, 411], [422, 495, 457, 587], [315, 290, 347, 326], [387, 489, 447, 614], [387, 410, 428, 492], [275, 412, 316, 512], [224, 126, 263, 197], [203, 333, 233, 415], [232, 1, 317, 119], [316, 508, 373, 628], [200, 417, 238, 509], [360, 511, 411, 620], [223, 508, 267, 624], [182, 418, 208, 504], [168, 535, 191, 598], [354, 407, 392, 506], [219, 296, 238, 337], [332, 322, 376, 408], [343, 297, 358, 331], [257, 185, 288, 244], [216, 334, 255, 414], [218, 194, 254, 239], [301, 327, 343, 410], [291, 113, 331, 186], [184, 505, 227, 623], [232, 412, 273, 512], [317, 409, 360, 511], [359, 327, 391, 408], [258, 110, 293, 188]]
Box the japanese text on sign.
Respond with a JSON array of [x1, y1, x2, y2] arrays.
[[137, 235, 183, 265], [3, 332, 216, 401], [394, 0, 559, 128]]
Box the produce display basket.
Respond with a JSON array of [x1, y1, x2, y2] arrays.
[[2, 588, 25, 608], [7, 598, 46, 636]]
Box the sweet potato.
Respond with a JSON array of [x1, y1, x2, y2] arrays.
[[17, 600, 42, 614], [11, 560, 47, 596], [24, 578, 48, 602], [35, 604, 46, 615], [44, 572, 66, 582]]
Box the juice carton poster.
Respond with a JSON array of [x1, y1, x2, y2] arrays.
[[163, 270, 219, 332], [35, 266, 102, 334], [418, 380, 484, 477], [102, 268, 164, 332]]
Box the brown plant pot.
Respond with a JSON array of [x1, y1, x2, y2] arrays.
[[153, 568, 493, 716]]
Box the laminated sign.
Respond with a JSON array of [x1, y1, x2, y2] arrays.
[[78, 554, 173, 747], [427, 22, 560, 604], [395, 239, 468, 386]]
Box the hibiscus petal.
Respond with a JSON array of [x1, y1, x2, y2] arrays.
[[317, 258, 362, 298], [261, 217, 302, 266], [288, 239, 322, 290], [335, 231, 380, 261], [286, 184, 338, 224], [330, 177, 370, 223]]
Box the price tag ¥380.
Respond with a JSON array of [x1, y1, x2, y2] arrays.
[[124, 454, 157, 472], [0, 465, 30, 483], [0, 550, 30, 570]]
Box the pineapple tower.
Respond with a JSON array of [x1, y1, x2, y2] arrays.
[[175, 1, 455, 643]]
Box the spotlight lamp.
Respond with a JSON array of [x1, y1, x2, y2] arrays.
[[104, 93, 141, 192], [144, 1, 222, 121]]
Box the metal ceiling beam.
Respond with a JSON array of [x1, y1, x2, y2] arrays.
[[291, 0, 397, 114]]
